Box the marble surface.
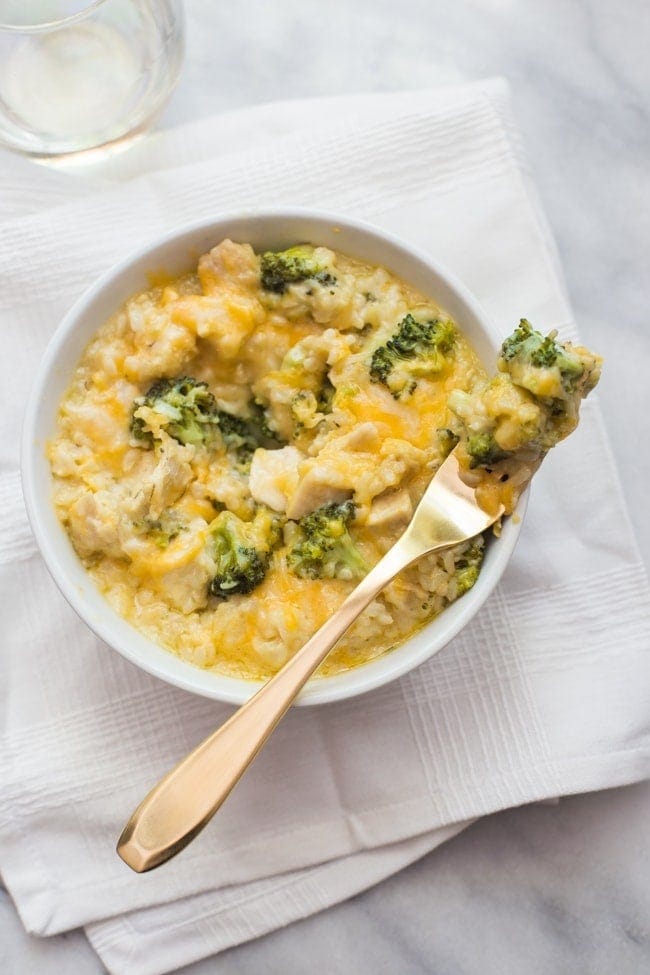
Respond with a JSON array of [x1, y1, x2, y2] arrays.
[[2, 0, 649, 971], [2, 783, 649, 974]]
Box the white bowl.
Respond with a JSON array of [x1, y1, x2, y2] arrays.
[[21, 209, 526, 707]]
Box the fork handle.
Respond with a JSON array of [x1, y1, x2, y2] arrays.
[[117, 535, 422, 872]]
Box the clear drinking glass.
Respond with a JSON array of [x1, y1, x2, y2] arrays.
[[0, 0, 184, 159]]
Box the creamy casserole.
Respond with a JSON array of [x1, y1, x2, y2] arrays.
[[49, 240, 600, 679]]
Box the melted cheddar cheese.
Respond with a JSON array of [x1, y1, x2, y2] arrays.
[[50, 240, 492, 680]]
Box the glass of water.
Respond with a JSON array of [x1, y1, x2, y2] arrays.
[[0, 0, 184, 159]]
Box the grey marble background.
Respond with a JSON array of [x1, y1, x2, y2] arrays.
[[2, 0, 649, 971]]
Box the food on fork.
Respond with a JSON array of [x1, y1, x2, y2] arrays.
[[448, 318, 602, 514]]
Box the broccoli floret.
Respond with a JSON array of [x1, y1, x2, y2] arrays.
[[130, 378, 279, 468], [130, 377, 220, 448], [220, 401, 290, 466], [466, 432, 509, 470], [215, 410, 260, 471], [370, 313, 456, 397], [208, 509, 281, 599], [499, 319, 535, 362], [497, 320, 602, 448], [290, 390, 318, 433], [369, 346, 404, 388], [318, 375, 336, 413], [250, 401, 282, 443], [287, 501, 368, 581], [437, 428, 460, 458], [260, 245, 336, 294], [133, 511, 185, 549], [500, 319, 586, 395], [290, 376, 336, 435], [448, 321, 601, 479], [220, 403, 290, 470], [210, 531, 266, 597], [455, 539, 485, 596]]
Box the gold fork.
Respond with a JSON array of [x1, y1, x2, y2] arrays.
[[117, 448, 503, 872]]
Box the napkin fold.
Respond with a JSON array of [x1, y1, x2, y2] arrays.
[[1, 81, 649, 975]]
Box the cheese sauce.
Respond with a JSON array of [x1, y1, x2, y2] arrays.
[[50, 240, 490, 680]]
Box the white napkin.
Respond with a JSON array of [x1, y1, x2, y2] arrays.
[[1, 81, 649, 975]]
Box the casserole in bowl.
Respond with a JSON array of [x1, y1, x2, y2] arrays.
[[21, 209, 526, 705]]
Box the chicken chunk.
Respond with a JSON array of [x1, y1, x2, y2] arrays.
[[67, 490, 126, 559], [366, 489, 413, 529], [249, 446, 304, 513], [123, 294, 196, 382], [285, 465, 352, 520], [145, 434, 194, 520], [154, 555, 213, 614], [335, 422, 381, 453], [286, 435, 423, 519], [170, 293, 262, 360], [163, 240, 265, 360], [198, 239, 260, 294]]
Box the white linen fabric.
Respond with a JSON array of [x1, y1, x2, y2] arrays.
[[1, 80, 649, 975]]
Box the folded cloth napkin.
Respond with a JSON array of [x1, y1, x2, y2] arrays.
[[1, 80, 649, 975]]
